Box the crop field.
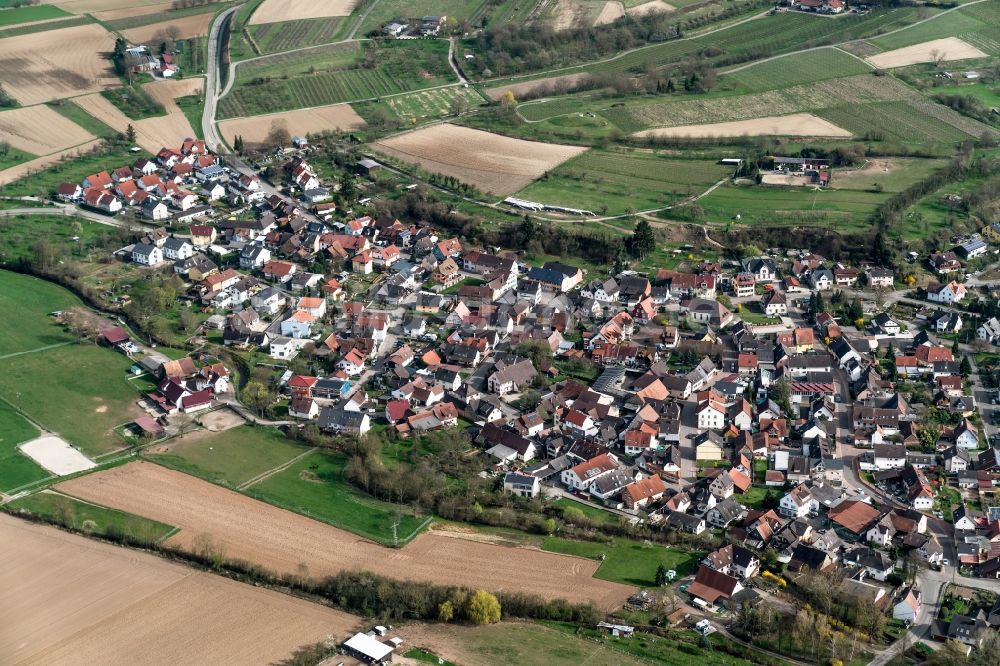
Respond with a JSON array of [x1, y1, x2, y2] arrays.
[[103, 1, 220, 31], [236, 40, 360, 82], [220, 41, 454, 117], [871, 2, 1000, 54], [0, 105, 93, 157], [867, 37, 986, 69], [723, 47, 873, 93], [817, 99, 992, 145], [121, 11, 213, 43], [42, 0, 167, 11], [0, 513, 361, 666], [830, 157, 948, 193], [250, 17, 343, 54], [0, 22, 117, 105], [635, 113, 852, 139], [218, 103, 365, 146], [0, 4, 70, 26], [0, 343, 144, 457], [0, 400, 46, 493], [373, 123, 588, 196], [514, 149, 730, 214], [73, 92, 197, 153], [386, 86, 485, 121], [57, 461, 635, 608], [249, 0, 356, 25], [91, 0, 174, 21], [245, 450, 427, 545], [486, 72, 593, 101], [147, 425, 311, 489]]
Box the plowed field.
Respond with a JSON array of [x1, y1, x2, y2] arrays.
[[57, 462, 634, 609], [249, 0, 357, 25], [0, 105, 94, 155], [218, 103, 365, 146]]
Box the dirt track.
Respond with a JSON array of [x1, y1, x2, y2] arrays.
[[373, 124, 587, 196], [633, 113, 852, 138], [0, 513, 359, 666], [57, 462, 634, 609]]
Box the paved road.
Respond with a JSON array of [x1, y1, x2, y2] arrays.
[[202, 5, 240, 153]]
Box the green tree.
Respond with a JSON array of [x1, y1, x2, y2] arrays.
[[654, 564, 668, 587], [242, 380, 274, 417], [437, 600, 455, 623], [465, 589, 501, 625], [628, 219, 656, 259], [125, 124, 137, 144]]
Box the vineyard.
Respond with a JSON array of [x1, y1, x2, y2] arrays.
[[236, 41, 361, 83], [250, 17, 343, 54], [818, 100, 995, 146], [386, 86, 486, 122], [723, 47, 872, 93], [220, 40, 455, 118], [514, 148, 732, 215]]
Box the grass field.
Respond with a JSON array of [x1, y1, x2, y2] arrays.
[[0, 271, 80, 357], [0, 4, 70, 26], [220, 40, 455, 117], [148, 426, 311, 488], [0, 343, 142, 457], [541, 536, 702, 587], [514, 148, 731, 215], [244, 450, 428, 545], [236, 40, 360, 82], [7, 490, 177, 542], [0, 146, 36, 170], [0, 13, 90, 38], [175, 94, 205, 139], [101, 84, 166, 121], [45, 100, 118, 138], [0, 214, 124, 266], [554, 498, 625, 525], [250, 17, 343, 54], [0, 145, 138, 197], [0, 400, 46, 493]]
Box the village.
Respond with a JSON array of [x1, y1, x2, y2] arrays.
[[32, 131, 1000, 663]]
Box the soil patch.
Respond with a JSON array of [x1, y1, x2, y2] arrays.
[[0, 105, 95, 156], [249, 0, 357, 25], [197, 408, 245, 432], [486, 73, 592, 101], [628, 0, 675, 16], [122, 12, 212, 43], [633, 113, 852, 138], [373, 123, 587, 196], [19, 435, 96, 475], [57, 462, 634, 609], [594, 1, 625, 25], [218, 103, 365, 146], [866, 37, 986, 69]]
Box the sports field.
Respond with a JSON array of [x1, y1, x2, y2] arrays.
[[514, 149, 730, 215], [0, 513, 361, 666]]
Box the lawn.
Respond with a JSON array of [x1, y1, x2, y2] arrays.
[[0, 214, 126, 267], [0, 4, 70, 26], [0, 343, 143, 457], [0, 146, 35, 170], [175, 94, 205, 139], [101, 85, 166, 121], [147, 425, 311, 488], [553, 497, 624, 526], [541, 537, 702, 587], [0, 399, 47, 493], [0, 270, 81, 356], [515, 149, 731, 216], [737, 485, 773, 509], [244, 450, 429, 546], [7, 490, 176, 543]]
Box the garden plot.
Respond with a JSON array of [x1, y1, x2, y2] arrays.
[[249, 0, 357, 25], [634, 113, 852, 138], [866, 37, 986, 69], [373, 124, 587, 196], [0, 105, 94, 156], [19, 435, 96, 475], [0, 22, 116, 105], [218, 103, 365, 146]]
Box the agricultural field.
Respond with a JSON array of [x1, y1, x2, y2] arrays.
[[514, 148, 731, 215], [218, 103, 365, 146], [635, 113, 852, 139], [373, 123, 587, 196], [56, 461, 635, 608], [103, 1, 221, 31], [249, 17, 344, 54], [549, 0, 624, 31], [75, 90, 198, 154], [0, 105, 95, 156], [0, 4, 70, 26], [0, 513, 361, 666], [0, 22, 117, 105], [235, 40, 361, 82], [147, 425, 311, 489], [385, 86, 485, 122], [829, 157, 948, 193], [219, 40, 455, 117], [121, 11, 213, 43], [356, 0, 496, 35], [248, 0, 356, 25], [722, 47, 873, 93], [46, 99, 118, 138], [866, 37, 987, 69], [486, 72, 593, 100], [245, 450, 426, 545], [870, 2, 1000, 54], [0, 143, 136, 194]]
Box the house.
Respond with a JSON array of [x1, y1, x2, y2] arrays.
[[744, 258, 777, 282], [162, 237, 193, 261], [926, 280, 967, 305], [872, 312, 900, 336], [687, 298, 732, 327], [695, 431, 725, 461], [873, 443, 907, 470], [696, 398, 726, 430], [240, 245, 271, 269], [867, 267, 894, 288], [978, 317, 1000, 345], [828, 500, 881, 537], [843, 546, 894, 581], [488, 357, 537, 396], [140, 198, 169, 221], [561, 453, 620, 491], [288, 397, 319, 420], [687, 566, 744, 608], [731, 546, 760, 579], [503, 472, 540, 498], [280, 310, 314, 339], [189, 224, 217, 246], [82, 187, 122, 214], [317, 408, 371, 436], [707, 497, 745, 528], [131, 242, 163, 266], [762, 290, 787, 316], [268, 336, 298, 360], [956, 238, 988, 259], [622, 475, 666, 509]]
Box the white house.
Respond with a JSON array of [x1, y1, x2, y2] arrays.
[[978, 318, 1000, 345], [131, 242, 163, 266], [162, 237, 193, 261], [503, 472, 540, 498], [696, 399, 726, 430], [873, 444, 907, 470], [927, 281, 967, 305], [560, 453, 620, 491], [779, 484, 817, 518], [269, 336, 299, 360], [893, 589, 921, 624], [280, 310, 314, 339]]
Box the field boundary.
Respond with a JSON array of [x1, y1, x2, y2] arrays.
[[236, 447, 317, 491]]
